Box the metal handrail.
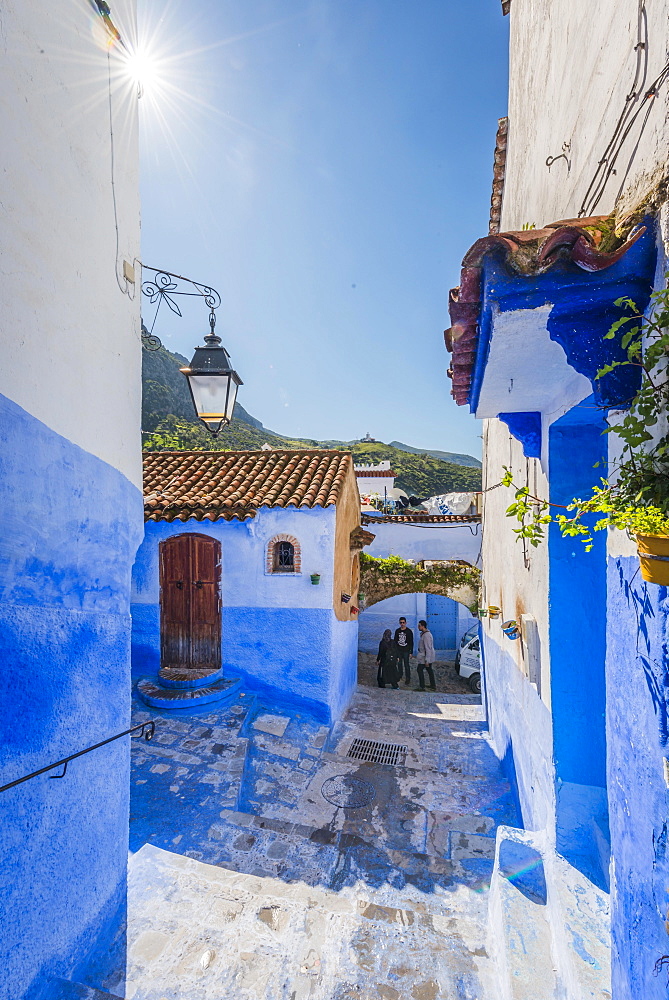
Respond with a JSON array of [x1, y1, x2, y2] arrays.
[[0, 721, 156, 794]]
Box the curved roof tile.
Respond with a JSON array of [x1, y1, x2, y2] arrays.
[[143, 449, 353, 522]]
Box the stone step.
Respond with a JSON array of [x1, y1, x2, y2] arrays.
[[486, 827, 610, 1000], [48, 979, 125, 999], [214, 803, 498, 902], [136, 674, 242, 710], [126, 843, 494, 1000], [551, 853, 610, 999], [158, 664, 226, 689]]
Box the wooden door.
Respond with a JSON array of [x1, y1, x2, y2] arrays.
[[160, 533, 221, 670]]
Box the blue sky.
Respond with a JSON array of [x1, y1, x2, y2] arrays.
[[137, 0, 509, 457]]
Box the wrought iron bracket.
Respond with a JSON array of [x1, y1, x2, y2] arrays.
[[141, 265, 222, 340]]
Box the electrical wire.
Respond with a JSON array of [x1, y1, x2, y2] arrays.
[[106, 48, 132, 297]]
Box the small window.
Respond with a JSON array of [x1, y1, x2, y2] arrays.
[[274, 540, 295, 572], [266, 534, 301, 574]]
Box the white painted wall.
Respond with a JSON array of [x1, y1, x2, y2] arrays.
[[0, 1, 142, 486], [356, 475, 396, 497], [476, 305, 592, 426], [480, 418, 552, 708], [503, 0, 669, 230], [365, 519, 481, 566]]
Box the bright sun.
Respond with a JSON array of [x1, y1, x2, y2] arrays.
[[123, 46, 163, 99]]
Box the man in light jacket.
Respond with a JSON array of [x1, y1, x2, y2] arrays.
[[416, 620, 436, 691]]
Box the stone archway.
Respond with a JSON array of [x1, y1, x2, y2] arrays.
[[359, 553, 480, 613]]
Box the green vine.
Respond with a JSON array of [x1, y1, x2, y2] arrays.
[[359, 552, 480, 612], [502, 281, 669, 548]]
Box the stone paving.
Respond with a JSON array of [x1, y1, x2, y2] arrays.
[[124, 658, 520, 998]]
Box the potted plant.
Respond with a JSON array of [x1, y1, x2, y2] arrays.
[[310, 573, 321, 585], [501, 282, 669, 584]]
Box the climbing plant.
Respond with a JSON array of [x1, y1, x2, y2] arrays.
[[359, 552, 480, 612]]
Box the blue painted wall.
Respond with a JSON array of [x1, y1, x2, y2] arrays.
[[607, 557, 669, 1000], [548, 397, 609, 885], [0, 393, 143, 1000], [131, 509, 357, 721]]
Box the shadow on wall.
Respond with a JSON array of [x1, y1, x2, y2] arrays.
[[498, 838, 547, 905]]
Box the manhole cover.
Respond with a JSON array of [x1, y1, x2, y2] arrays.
[[321, 774, 376, 809], [347, 738, 407, 766]]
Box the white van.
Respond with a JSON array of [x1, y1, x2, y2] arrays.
[[458, 635, 481, 694]]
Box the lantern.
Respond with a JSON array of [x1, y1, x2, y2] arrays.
[[180, 311, 243, 436]]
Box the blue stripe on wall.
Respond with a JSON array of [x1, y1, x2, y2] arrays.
[[607, 555, 669, 1000], [0, 392, 143, 1000]]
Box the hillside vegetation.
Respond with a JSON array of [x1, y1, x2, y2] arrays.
[[142, 345, 482, 497]]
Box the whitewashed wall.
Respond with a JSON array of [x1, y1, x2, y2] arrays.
[[0, 0, 142, 485], [365, 519, 481, 565], [356, 475, 395, 497], [503, 0, 669, 230], [480, 419, 551, 704]]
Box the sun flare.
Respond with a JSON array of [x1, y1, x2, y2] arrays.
[[123, 45, 164, 99]]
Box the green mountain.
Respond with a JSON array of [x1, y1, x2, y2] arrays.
[[142, 344, 482, 497], [389, 440, 481, 469]]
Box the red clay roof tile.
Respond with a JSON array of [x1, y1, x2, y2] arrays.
[[143, 450, 353, 522]]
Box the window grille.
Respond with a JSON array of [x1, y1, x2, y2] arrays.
[[274, 541, 295, 571]]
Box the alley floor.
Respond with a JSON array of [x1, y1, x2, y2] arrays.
[[121, 659, 519, 999]]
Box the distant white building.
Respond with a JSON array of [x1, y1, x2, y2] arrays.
[[354, 461, 396, 499]]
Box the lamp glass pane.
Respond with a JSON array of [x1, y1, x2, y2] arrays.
[[187, 373, 238, 423]]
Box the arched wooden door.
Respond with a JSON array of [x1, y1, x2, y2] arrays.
[[159, 533, 221, 671]]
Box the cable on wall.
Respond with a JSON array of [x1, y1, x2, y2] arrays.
[[578, 1, 669, 218]]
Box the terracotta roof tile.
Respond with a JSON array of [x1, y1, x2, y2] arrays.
[[143, 450, 353, 522], [361, 513, 481, 525], [489, 117, 508, 235], [354, 469, 397, 478]]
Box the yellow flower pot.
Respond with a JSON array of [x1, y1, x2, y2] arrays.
[[636, 533, 669, 585]]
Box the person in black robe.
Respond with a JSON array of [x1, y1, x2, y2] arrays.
[[376, 629, 400, 689]]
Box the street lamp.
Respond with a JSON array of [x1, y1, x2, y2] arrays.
[[179, 311, 243, 436], [141, 266, 243, 436]]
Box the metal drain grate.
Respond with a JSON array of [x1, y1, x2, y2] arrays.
[[346, 738, 407, 766]]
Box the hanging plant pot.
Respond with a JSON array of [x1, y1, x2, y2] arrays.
[[341, 593, 351, 603], [478, 608, 488, 618], [487, 605, 501, 619], [310, 574, 321, 585], [636, 534, 669, 585], [502, 619, 520, 639]]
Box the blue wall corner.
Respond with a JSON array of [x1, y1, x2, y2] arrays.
[[0, 392, 143, 1000], [470, 222, 657, 413], [498, 411, 542, 459]]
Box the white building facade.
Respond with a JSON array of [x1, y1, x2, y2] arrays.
[[0, 4, 143, 997], [446, 2, 669, 997]]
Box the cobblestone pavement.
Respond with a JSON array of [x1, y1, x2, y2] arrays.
[[125, 674, 518, 999]]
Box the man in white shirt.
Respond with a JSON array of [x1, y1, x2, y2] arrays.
[[416, 620, 436, 691]]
